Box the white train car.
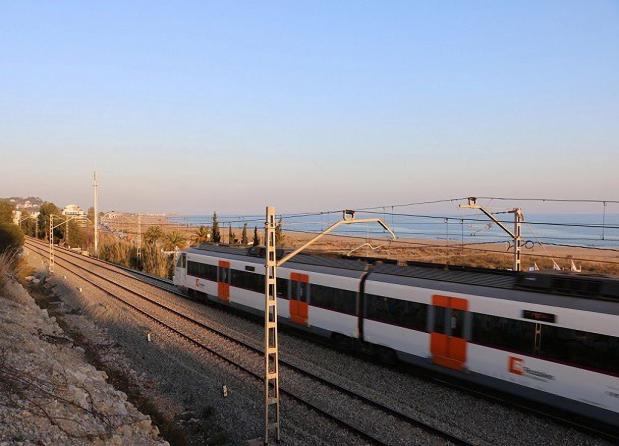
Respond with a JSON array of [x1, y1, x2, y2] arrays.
[[173, 245, 619, 428], [175, 245, 367, 339], [365, 264, 619, 426]]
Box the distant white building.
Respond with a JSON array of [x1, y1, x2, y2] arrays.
[[15, 200, 39, 210], [12, 210, 22, 225], [62, 204, 87, 226]]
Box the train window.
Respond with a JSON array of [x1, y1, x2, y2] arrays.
[[433, 306, 446, 334], [230, 269, 242, 289], [310, 284, 357, 315], [451, 309, 464, 338], [189, 262, 202, 278], [176, 256, 183, 268], [299, 282, 308, 302], [219, 267, 229, 283], [230, 269, 264, 293], [540, 325, 619, 375], [471, 313, 535, 355], [206, 264, 217, 281], [365, 294, 427, 332], [186, 261, 217, 281], [277, 278, 289, 299], [291, 281, 309, 302]]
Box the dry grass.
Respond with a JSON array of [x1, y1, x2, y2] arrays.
[[101, 218, 619, 277], [0, 250, 19, 290]]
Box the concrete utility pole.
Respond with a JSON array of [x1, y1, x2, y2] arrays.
[[262, 208, 396, 444], [93, 171, 99, 257], [137, 213, 142, 262], [460, 197, 524, 272]]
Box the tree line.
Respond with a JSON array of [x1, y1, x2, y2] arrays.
[[0, 199, 287, 281]]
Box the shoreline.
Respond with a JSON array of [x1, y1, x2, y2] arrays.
[[99, 213, 619, 276]]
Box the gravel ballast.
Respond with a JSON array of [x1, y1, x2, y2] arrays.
[[23, 242, 614, 445]]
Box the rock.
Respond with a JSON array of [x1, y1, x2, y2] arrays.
[[0, 280, 168, 446], [177, 410, 194, 421]]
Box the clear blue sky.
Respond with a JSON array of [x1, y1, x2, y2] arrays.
[[1, 1, 617, 214]]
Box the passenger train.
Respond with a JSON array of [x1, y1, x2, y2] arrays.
[[173, 244, 619, 428]]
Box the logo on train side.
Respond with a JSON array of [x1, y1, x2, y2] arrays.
[[508, 356, 524, 375], [508, 356, 555, 381]]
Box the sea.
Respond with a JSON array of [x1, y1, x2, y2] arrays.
[[169, 212, 619, 250]]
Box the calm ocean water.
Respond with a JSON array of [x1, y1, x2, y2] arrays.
[[169, 212, 619, 249]]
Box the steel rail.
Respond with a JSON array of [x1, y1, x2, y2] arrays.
[[25, 240, 472, 446]]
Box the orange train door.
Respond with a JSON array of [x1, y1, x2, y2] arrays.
[[217, 261, 230, 302], [430, 295, 468, 370], [289, 272, 309, 325]]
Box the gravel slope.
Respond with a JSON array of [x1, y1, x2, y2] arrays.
[[0, 276, 167, 446]]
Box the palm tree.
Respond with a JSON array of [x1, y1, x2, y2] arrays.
[[144, 225, 164, 245], [192, 225, 211, 246], [162, 230, 187, 251]]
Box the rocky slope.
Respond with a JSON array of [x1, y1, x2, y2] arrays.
[[0, 277, 168, 446]]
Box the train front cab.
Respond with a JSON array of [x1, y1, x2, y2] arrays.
[[174, 253, 187, 289], [430, 295, 470, 371]]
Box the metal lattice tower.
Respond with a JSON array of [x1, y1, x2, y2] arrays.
[[49, 217, 54, 273], [460, 197, 524, 272], [264, 206, 280, 444], [513, 209, 523, 272]]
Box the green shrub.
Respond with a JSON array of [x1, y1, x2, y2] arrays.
[[0, 223, 24, 254]]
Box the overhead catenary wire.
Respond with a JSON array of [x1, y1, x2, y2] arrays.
[[111, 211, 619, 230], [359, 211, 619, 230], [100, 196, 618, 264], [472, 196, 619, 204], [281, 229, 619, 265]]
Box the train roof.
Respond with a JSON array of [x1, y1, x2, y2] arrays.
[[184, 244, 619, 302]]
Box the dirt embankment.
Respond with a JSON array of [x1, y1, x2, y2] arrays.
[[0, 275, 169, 446]]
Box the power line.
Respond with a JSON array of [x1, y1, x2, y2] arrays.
[[282, 229, 619, 265], [359, 210, 619, 229], [473, 196, 619, 204], [353, 197, 470, 211]]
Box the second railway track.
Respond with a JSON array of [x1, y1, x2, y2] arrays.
[[25, 237, 477, 446]]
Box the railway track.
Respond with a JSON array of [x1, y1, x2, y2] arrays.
[[25, 237, 475, 446]]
